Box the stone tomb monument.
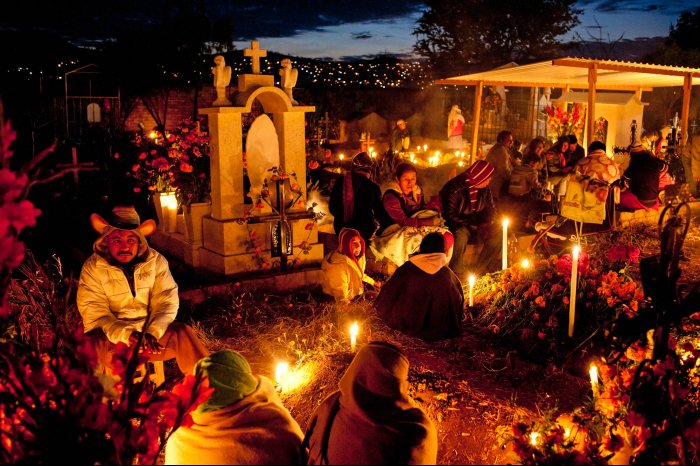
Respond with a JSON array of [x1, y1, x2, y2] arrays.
[[152, 41, 323, 281]]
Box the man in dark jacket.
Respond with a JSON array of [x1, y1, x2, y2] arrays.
[[329, 152, 389, 243], [439, 160, 501, 277]]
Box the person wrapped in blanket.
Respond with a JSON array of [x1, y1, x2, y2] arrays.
[[370, 163, 446, 273], [618, 141, 671, 211], [302, 341, 438, 465], [321, 227, 379, 302], [165, 350, 304, 465]]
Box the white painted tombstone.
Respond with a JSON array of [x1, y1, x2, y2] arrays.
[[246, 114, 280, 202]]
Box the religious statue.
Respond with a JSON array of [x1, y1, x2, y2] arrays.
[[279, 58, 299, 105], [212, 55, 232, 106], [447, 105, 465, 150]]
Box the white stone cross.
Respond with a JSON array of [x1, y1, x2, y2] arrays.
[[244, 40, 267, 74]]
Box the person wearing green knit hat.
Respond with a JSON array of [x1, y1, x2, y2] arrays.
[[165, 350, 304, 465]]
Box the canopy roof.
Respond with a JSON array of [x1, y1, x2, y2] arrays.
[[434, 57, 700, 91]]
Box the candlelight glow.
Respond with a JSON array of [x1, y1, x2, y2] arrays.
[[148, 131, 157, 139], [589, 364, 599, 396], [573, 245, 580, 260], [458, 160, 464, 167], [468, 274, 476, 307], [530, 432, 539, 446], [521, 258, 530, 268], [275, 361, 313, 393], [423, 144, 428, 152], [339, 154, 345, 160], [350, 321, 359, 351], [275, 362, 289, 386], [502, 218, 509, 270]]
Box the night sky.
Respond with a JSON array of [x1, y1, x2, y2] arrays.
[[0, 0, 694, 60]]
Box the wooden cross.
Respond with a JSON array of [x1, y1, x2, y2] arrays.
[[56, 146, 98, 188], [244, 40, 267, 74]]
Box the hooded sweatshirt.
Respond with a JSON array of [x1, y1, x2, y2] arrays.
[[77, 226, 179, 344], [375, 252, 464, 341], [304, 342, 437, 465]]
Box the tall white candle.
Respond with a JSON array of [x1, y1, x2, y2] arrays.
[[568, 245, 580, 337], [468, 274, 476, 307], [502, 218, 509, 270]]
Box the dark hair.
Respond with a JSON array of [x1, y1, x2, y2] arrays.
[[523, 152, 541, 165], [419, 232, 445, 254], [525, 138, 544, 155], [568, 134, 578, 144], [496, 130, 513, 143], [352, 151, 372, 172], [394, 162, 416, 180], [588, 141, 606, 153]]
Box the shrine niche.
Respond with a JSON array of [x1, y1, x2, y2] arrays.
[[152, 40, 323, 278], [554, 91, 647, 150]]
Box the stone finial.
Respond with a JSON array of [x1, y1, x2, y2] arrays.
[[212, 55, 232, 106]]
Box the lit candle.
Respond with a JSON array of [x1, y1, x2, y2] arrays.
[[468, 274, 475, 307], [350, 321, 359, 352], [589, 363, 599, 398], [521, 258, 530, 269], [275, 362, 289, 388], [568, 245, 580, 337], [529, 432, 539, 446], [339, 153, 345, 161], [502, 218, 509, 270], [423, 144, 428, 152]]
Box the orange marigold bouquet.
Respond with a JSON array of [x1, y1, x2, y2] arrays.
[[543, 104, 585, 140]]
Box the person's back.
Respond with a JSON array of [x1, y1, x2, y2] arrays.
[[508, 156, 540, 197], [304, 342, 437, 465], [165, 350, 304, 465], [624, 145, 667, 206], [328, 152, 388, 242], [375, 232, 463, 341]]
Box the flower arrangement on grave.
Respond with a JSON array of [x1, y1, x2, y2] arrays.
[[125, 117, 211, 208], [542, 104, 585, 140], [0, 106, 214, 464], [509, 318, 700, 465], [470, 245, 644, 362], [483, 92, 502, 112]]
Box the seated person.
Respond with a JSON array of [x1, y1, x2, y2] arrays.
[[575, 140, 621, 197], [507, 152, 552, 230], [77, 206, 209, 377], [321, 227, 377, 303], [165, 350, 304, 465], [545, 136, 572, 199], [618, 142, 669, 211], [566, 134, 585, 170], [303, 341, 438, 465], [439, 160, 501, 277], [374, 232, 463, 341], [329, 152, 390, 244], [371, 162, 445, 271]]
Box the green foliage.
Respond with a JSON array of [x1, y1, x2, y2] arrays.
[[413, 0, 581, 75]]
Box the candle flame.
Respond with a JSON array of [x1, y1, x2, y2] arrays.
[[350, 321, 359, 350], [468, 274, 476, 287], [275, 362, 289, 386], [530, 432, 539, 446], [339, 154, 345, 160], [521, 259, 530, 268], [589, 364, 598, 386], [502, 218, 510, 228], [573, 245, 580, 259]]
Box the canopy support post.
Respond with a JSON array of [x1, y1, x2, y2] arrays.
[[681, 73, 692, 148], [586, 65, 598, 148], [470, 81, 483, 165]]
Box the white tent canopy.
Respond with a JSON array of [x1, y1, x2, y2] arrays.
[[435, 58, 700, 159]]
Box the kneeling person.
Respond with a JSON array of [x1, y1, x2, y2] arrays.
[[374, 232, 464, 341]]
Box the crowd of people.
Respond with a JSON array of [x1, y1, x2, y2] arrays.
[[76, 120, 686, 464]]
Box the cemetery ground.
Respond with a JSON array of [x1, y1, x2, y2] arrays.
[[163, 217, 700, 465]]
